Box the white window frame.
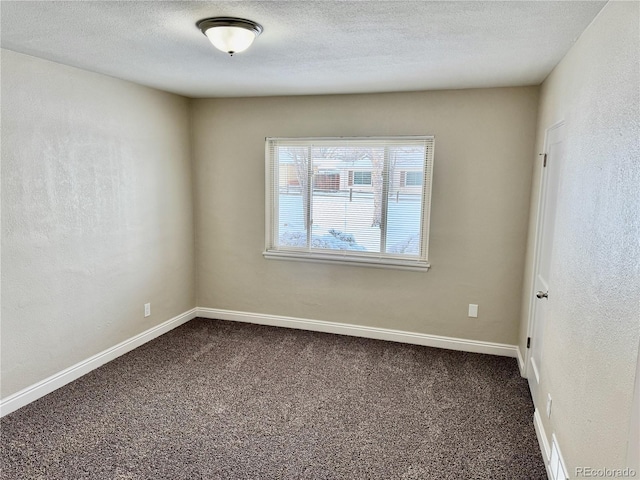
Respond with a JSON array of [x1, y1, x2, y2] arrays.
[[264, 136, 434, 271]]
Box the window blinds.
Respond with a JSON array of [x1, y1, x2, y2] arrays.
[[265, 136, 434, 270]]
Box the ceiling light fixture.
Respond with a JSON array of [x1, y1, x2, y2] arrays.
[[197, 17, 263, 56]]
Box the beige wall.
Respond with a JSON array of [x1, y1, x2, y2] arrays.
[[518, 1, 640, 472], [1, 50, 196, 398], [192, 87, 539, 344]]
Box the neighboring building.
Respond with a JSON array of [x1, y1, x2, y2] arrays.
[[278, 148, 425, 195]]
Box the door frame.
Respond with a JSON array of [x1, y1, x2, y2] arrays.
[[628, 338, 640, 470], [524, 120, 565, 380]]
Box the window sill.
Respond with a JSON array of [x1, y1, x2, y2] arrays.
[[262, 250, 430, 272]]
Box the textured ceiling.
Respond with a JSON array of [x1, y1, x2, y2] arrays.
[[1, 1, 606, 98]]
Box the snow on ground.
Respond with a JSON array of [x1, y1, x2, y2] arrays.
[[278, 192, 421, 254]]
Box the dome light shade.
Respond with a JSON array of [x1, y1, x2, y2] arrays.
[[197, 17, 263, 56]]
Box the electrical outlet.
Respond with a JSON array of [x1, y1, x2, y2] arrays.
[[468, 304, 478, 318], [546, 393, 552, 418], [144, 303, 151, 317]]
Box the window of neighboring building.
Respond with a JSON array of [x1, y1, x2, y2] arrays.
[[352, 171, 372, 186], [264, 136, 435, 270], [404, 171, 423, 186]]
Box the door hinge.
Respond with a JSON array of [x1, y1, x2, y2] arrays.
[[539, 153, 548, 167], [527, 337, 531, 349]]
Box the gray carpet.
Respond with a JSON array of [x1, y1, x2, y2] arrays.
[[1, 318, 546, 479]]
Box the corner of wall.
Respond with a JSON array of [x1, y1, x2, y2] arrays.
[[187, 97, 199, 309]]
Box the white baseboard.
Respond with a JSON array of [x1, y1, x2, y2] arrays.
[[1, 307, 519, 417], [196, 307, 519, 359], [0, 308, 197, 417], [534, 408, 553, 479]]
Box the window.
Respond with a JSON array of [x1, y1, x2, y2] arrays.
[[404, 171, 423, 186], [264, 136, 434, 270], [352, 171, 372, 186]]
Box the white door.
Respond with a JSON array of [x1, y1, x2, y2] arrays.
[[527, 122, 565, 402]]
